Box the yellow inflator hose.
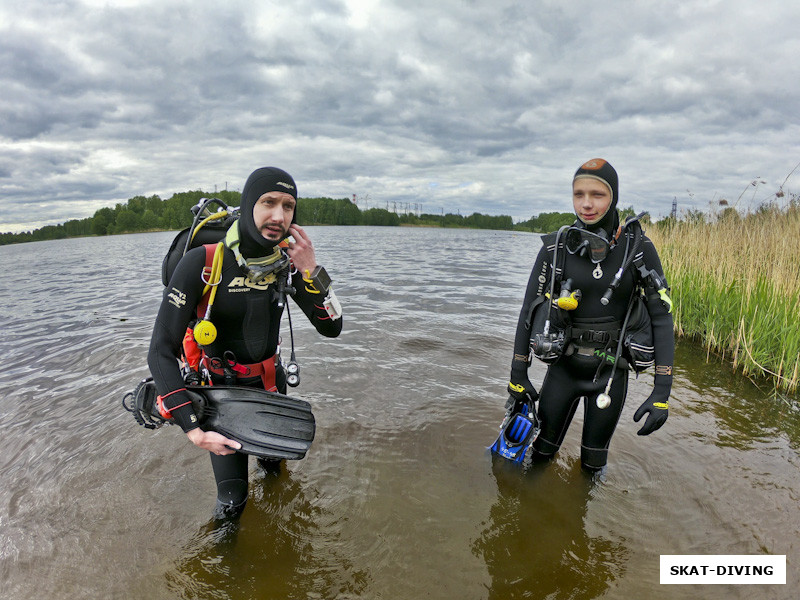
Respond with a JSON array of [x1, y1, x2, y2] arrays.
[[193, 242, 224, 345]]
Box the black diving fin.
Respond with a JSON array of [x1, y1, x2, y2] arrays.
[[123, 379, 315, 460], [187, 386, 315, 460]]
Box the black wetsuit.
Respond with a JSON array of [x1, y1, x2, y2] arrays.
[[148, 243, 341, 514], [148, 166, 342, 517], [149, 244, 341, 395], [511, 223, 674, 469]]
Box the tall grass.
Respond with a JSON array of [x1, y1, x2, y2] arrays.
[[648, 204, 800, 394]]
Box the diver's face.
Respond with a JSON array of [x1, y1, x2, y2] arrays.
[[252, 191, 295, 241], [572, 178, 613, 225]]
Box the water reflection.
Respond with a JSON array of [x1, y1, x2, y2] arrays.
[[1, 230, 798, 599], [167, 464, 369, 599], [674, 340, 800, 450], [475, 458, 627, 600]]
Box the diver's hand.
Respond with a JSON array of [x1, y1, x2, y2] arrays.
[[633, 394, 669, 435], [186, 428, 242, 455], [287, 224, 317, 275], [508, 363, 538, 408]]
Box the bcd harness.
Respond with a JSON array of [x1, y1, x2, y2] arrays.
[[159, 195, 343, 403], [165, 197, 296, 392], [525, 213, 672, 372], [182, 234, 289, 391]]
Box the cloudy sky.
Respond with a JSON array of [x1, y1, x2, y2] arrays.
[[2, 0, 799, 233]]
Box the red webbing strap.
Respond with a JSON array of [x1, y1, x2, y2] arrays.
[[181, 243, 218, 370], [203, 355, 278, 392]]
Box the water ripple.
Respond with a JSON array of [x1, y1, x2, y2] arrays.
[[0, 228, 798, 599]]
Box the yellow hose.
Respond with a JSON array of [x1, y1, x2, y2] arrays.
[[194, 242, 225, 346], [190, 211, 229, 246], [201, 242, 225, 305]]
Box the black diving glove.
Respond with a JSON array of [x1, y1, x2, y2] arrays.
[[507, 360, 538, 412], [633, 375, 670, 435]]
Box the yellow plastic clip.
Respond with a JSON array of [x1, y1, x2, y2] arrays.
[[508, 382, 526, 394], [303, 269, 322, 294], [658, 288, 673, 314]]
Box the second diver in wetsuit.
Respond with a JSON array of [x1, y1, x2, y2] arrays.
[[507, 158, 674, 471]]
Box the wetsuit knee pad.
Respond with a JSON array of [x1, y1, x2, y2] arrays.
[[535, 436, 561, 457], [580, 445, 608, 470], [216, 478, 248, 512]]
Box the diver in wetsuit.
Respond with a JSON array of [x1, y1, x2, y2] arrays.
[[148, 167, 342, 517], [508, 159, 674, 470]]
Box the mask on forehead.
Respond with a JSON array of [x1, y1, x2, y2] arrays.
[[238, 167, 298, 256]]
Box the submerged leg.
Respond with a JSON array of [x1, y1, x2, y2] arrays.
[[257, 457, 284, 474], [210, 451, 249, 519]]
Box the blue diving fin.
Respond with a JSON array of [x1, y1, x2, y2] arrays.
[[489, 399, 540, 464]]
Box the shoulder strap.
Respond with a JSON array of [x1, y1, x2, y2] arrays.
[[617, 219, 648, 287], [540, 231, 557, 246]]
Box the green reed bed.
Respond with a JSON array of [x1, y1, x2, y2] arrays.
[[648, 205, 800, 394]]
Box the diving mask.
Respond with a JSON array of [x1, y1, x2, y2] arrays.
[[565, 227, 611, 264], [245, 251, 290, 284], [224, 221, 290, 284]]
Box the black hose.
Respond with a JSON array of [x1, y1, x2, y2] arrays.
[[601, 214, 646, 305]]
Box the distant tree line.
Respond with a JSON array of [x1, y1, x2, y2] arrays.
[[514, 206, 640, 233], [1, 191, 640, 246], [0, 190, 241, 245], [516, 211, 576, 232]]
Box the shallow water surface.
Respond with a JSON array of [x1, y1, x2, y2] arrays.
[[0, 227, 796, 599]]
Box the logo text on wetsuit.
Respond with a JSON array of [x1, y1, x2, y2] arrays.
[[228, 277, 272, 291], [168, 287, 186, 308]]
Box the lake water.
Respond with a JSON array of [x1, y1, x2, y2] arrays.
[[0, 227, 797, 599]]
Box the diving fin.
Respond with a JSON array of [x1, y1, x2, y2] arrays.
[[489, 399, 540, 464], [186, 386, 315, 460], [123, 380, 315, 460], [122, 377, 168, 429]]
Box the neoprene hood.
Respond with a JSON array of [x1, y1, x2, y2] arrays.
[[238, 167, 298, 257], [573, 158, 619, 235]]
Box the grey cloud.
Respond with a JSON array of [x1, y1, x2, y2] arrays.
[[1, 0, 799, 232]]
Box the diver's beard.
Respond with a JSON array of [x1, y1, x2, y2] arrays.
[[260, 224, 287, 241]]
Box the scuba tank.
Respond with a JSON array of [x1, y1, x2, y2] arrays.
[[161, 197, 239, 286]]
